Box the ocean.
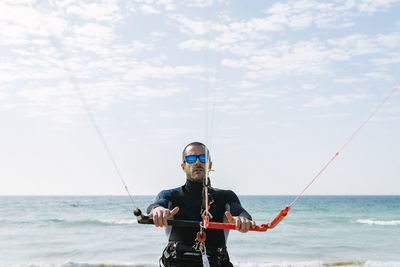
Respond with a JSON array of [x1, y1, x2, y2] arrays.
[[0, 195, 399, 267]]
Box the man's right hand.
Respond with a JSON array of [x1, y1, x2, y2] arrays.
[[148, 206, 180, 227]]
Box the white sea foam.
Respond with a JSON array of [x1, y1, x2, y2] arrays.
[[234, 260, 323, 267], [48, 218, 137, 225], [98, 219, 137, 225], [356, 219, 400, 226]]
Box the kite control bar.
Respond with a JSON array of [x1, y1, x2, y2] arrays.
[[134, 206, 289, 232]]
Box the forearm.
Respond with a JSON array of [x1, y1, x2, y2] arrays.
[[146, 190, 171, 214]]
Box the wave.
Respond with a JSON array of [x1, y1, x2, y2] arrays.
[[63, 261, 154, 267], [356, 219, 400, 226], [235, 260, 370, 267], [48, 218, 137, 226]]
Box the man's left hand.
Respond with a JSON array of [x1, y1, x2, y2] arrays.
[[225, 211, 255, 233]]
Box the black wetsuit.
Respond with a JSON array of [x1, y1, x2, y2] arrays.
[[147, 179, 252, 267]]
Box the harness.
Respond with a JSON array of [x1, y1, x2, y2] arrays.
[[160, 242, 231, 267]]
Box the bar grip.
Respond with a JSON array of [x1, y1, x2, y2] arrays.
[[134, 208, 201, 228]]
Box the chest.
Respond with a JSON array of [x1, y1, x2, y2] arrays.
[[171, 191, 226, 222]]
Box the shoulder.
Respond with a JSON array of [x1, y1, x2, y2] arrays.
[[211, 187, 239, 200], [156, 186, 182, 199], [212, 187, 236, 195]]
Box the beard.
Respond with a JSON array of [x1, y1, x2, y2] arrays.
[[187, 167, 205, 182]]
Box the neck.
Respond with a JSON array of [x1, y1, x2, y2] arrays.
[[184, 179, 204, 193], [187, 177, 203, 183]]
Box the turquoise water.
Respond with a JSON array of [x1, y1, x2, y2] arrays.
[[0, 195, 399, 266]]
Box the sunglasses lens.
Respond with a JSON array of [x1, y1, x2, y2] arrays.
[[199, 154, 207, 163], [185, 155, 197, 163]]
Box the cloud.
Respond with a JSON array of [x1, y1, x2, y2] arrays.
[[299, 83, 318, 91], [242, 40, 331, 79], [179, 39, 212, 51], [158, 0, 175, 10], [266, 0, 400, 28], [0, 50, 68, 83], [159, 110, 189, 118], [216, 29, 400, 82], [304, 94, 368, 108], [0, 3, 67, 45], [239, 89, 283, 98], [357, 0, 400, 13], [15, 82, 84, 116], [221, 58, 248, 68], [334, 77, 368, 83], [2, 0, 399, 122], [0, 91, 8, 101], [363, 72, 393, 80], [287, 12, 313, 30], [238, 81, 258, 89], [376, 32, 400, 49], [372, 53, 400, 65], [123, 64, 206, 82], [328, 34, 382, 56], [178, 39, 226, 52], [151, 31, 167, 40], [170, 14, 210, 35], [72, 23, 116, 45], [66, 2, 123, 22], [12, 78, 188, 119], [140, 5, 161, 14], [315, 112, 351, 119], [129, 85, 185, 98], [185, 0, 214, 8], [265, 1, 351, 29], [171, 0, 399, 60]]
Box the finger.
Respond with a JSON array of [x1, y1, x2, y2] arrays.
[[250, 220, 256, 229], [169, 207, 180, 218], [240, 218, 246, 233], [235, 217, 240, 230], [157, 210, 165, 227], [153, 211, 160, 227], [242, 219, 250, 233], [162, 210, 168, 227], [224, 211, 234, 224], [239, 217, 246, 233], [156, 210, 164, 227]]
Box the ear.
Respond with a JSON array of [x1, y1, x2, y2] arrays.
[[209, 161, 212, 169], [181, 162, 186, 171]]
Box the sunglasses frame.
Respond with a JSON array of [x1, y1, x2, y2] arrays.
[[184, 154, 208, 164]]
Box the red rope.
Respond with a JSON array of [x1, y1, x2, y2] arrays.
[[289, 82, 400, 207], [195, 83, 399, 233]]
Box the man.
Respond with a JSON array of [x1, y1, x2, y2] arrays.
[[147, 142, 255, 267]]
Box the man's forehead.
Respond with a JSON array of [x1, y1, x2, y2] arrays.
[[185, 145, 206, 154]]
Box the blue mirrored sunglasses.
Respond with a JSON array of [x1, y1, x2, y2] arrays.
[[185, 154, 208, 164]]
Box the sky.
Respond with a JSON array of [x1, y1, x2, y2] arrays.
[[0, 0, 399, 196]]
